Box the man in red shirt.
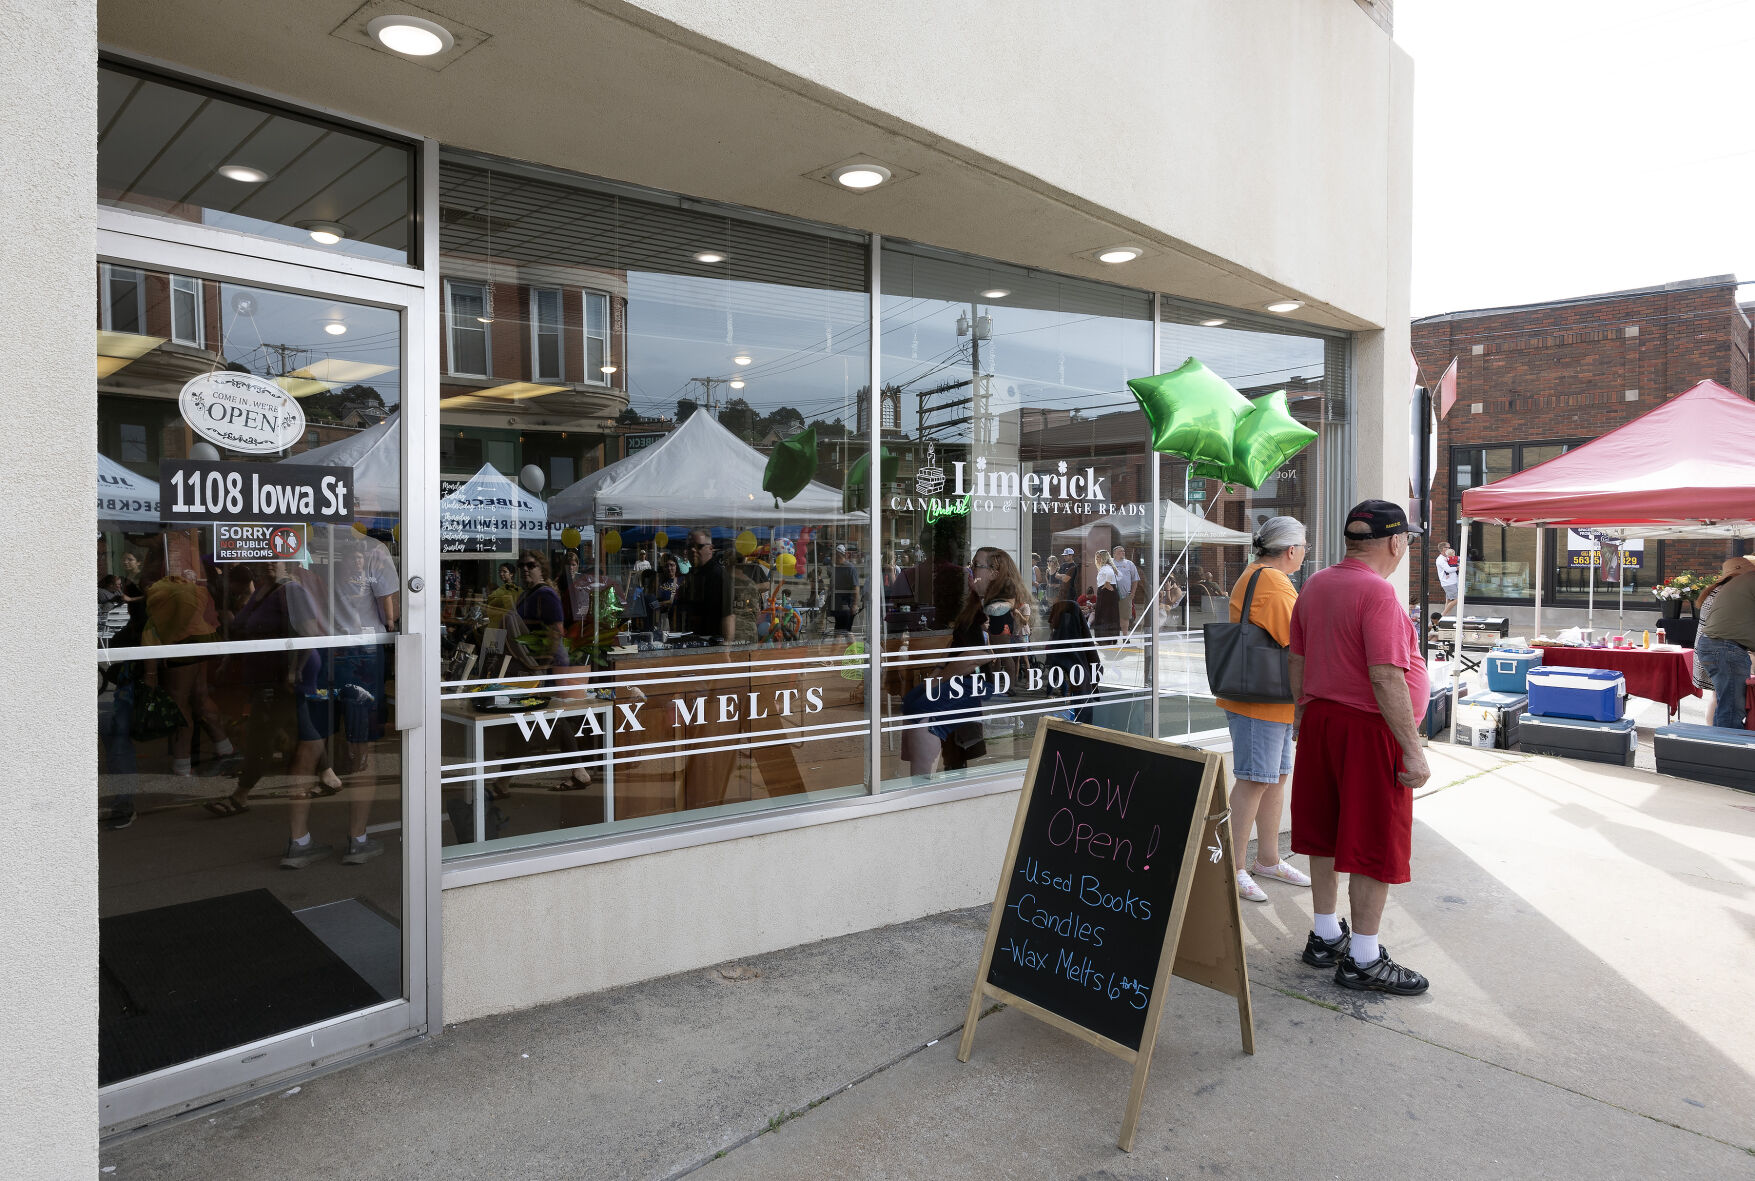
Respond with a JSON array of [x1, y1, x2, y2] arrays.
[[1287, 499, 1432, 995]]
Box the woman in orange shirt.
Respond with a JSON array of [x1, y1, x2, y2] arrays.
[[1216, 516, 1312, 903]]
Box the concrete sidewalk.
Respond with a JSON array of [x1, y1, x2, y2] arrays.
[[105, 747, 1755, 1180]]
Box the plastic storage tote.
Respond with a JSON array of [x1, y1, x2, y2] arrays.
[[1525, 666, 1625, 722]]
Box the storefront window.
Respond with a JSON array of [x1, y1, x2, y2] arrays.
[[436, 155, 870, 856], [1156, 304, 1351, 738], [876, 243, 1156, 788], [99, 61, 417, 265]]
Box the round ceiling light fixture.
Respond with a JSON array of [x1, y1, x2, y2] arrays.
[[694, 251, 726, 264], [733, 354, 752, 366], [367, 15, 455, 57], [217, 164, 269, 183], [301, 220, 348, 245], [980, 289, 1010, 300], [600, 365, 617, 375], [1265, 299, 1304, 314], [1096, 247, 1141, 264], [323, 321, 348, 336], [1200, 318, 1227, 327], [729, 379, 746, 390], [831, 164, 891, 191]]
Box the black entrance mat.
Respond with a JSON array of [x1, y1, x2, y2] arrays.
[[100, 888, 389, 1086]]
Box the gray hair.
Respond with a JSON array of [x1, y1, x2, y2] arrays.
[[1253, 515, 1307, 558]]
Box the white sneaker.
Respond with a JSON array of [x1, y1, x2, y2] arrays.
[[1252, 860, 1312, 888], [1236, 870, 1269, 903]]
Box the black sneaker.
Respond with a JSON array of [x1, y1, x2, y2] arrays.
[[1301, 918, 1350, 968], [1335, 948, 1429, 995], [104, 804, 135, 831]]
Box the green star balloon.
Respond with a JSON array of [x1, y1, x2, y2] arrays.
[[762, 424, 819, 505], [1224, 390, 1318, 490], [1126, 357, 1253, 467]]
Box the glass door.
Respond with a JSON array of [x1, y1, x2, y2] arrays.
[[94, 235, 431, 1132]]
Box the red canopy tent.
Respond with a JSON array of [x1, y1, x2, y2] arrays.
[[1461, 380, 1755, 531], [1446, 380, 1755, 735]]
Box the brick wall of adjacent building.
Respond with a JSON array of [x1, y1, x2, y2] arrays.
[[1412, 276, 1753, 615]]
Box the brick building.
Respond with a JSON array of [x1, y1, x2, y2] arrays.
[[1413, 275, 1753, 628]]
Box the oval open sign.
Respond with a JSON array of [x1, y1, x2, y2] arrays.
[[178, 371, 306, 455]]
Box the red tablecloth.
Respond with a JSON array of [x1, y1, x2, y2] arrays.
[[1743, 676, 1754, 731], [1531, 645, 1699, 715]]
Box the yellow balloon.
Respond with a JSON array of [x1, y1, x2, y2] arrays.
[[391, 525, 399, 545], [779, 552, 797, 576], [352, 521, 368, 535], [654, 530, 669, 550], [603, 530, 622, 555], [735, 530, 757, 557], [561, 527, 582, 549]]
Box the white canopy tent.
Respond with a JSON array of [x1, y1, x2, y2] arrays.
[[97, 454, 161, 524], [546, 411, 863, 527], [1050, 500, 1255, 550], [287, 412, 399, 516], [441, 462, 547, 547]]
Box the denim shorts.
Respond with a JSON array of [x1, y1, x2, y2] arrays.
[[1225, 710, 1295, 782]]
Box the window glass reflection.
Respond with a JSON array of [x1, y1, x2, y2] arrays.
[[1156, 305, 1350, 739], [877, 244, 1157, 789], [435, 156, 871, 856], [98, 62, 416, 264]]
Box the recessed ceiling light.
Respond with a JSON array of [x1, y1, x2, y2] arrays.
[[733, 354, 752, 366], [1199, 318, 1227, 327], [729, 379, 746, 390], [1266, 300, 1303, 314], [831, 164, 891, 190], [1096, 247, 1141, 264], [217, 164, 268, 183], [694, 251, 726, 264], [981, 289, 1010, 300], [323, 322, 347, 336], [367, 15, 454, 57], [301, 220, 348, 245], [600, 365, 617, 375]]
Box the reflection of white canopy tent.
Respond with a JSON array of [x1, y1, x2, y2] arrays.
[[441, 463, 547, 544], [98, 454, 161, 524], [287, 412, 398, 515], [1052, 500, 1254, 548], [546, 410, 862, 526]]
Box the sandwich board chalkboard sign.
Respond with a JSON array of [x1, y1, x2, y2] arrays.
[[956, 718, 1254, 1151]]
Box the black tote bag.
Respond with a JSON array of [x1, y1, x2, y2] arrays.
[[1203, 567, 1294, 704]]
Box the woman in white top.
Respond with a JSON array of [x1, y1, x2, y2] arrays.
[[1092, 548, 1121, 637]]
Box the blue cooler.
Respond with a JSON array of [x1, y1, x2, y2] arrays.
[[1485, 647, 1542, 694], [1526, 666, 1626, 722]]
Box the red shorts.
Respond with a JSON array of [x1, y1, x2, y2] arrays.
[[1290, 698, 1413, 884]]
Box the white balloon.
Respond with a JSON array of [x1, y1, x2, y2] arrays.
[[190, 442, 221, 461], [520, 463, 546, 494]]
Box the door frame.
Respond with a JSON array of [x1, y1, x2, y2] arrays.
[[95, 207, 440, 1134]]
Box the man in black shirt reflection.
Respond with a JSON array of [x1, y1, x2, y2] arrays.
[[681, 528, 734, 642]]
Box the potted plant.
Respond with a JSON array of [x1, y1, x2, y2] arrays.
[[1651, 571, 1705, 618]]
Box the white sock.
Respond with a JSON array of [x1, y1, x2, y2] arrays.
[[291, 832, 312, 848], [172, 757, 192, 775], [1351, 932, 1381, 966], [1313, 912, 1342, 941], [351, 834, 369, 846], [214, 738, 236, 756]]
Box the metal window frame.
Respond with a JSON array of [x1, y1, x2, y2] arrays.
[[581, 287, 611, 387], [529, 285, 564, 382], [168, 272, 203, 347], [99, 262, 146, 333], [94, 204, 437, 1135], [442, 277, 492, 378]]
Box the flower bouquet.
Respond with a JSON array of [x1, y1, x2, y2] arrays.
[[1651, 571, 1705, 616]]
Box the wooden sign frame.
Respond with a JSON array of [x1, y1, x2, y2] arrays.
[[956, 719, 1254, 1152]]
